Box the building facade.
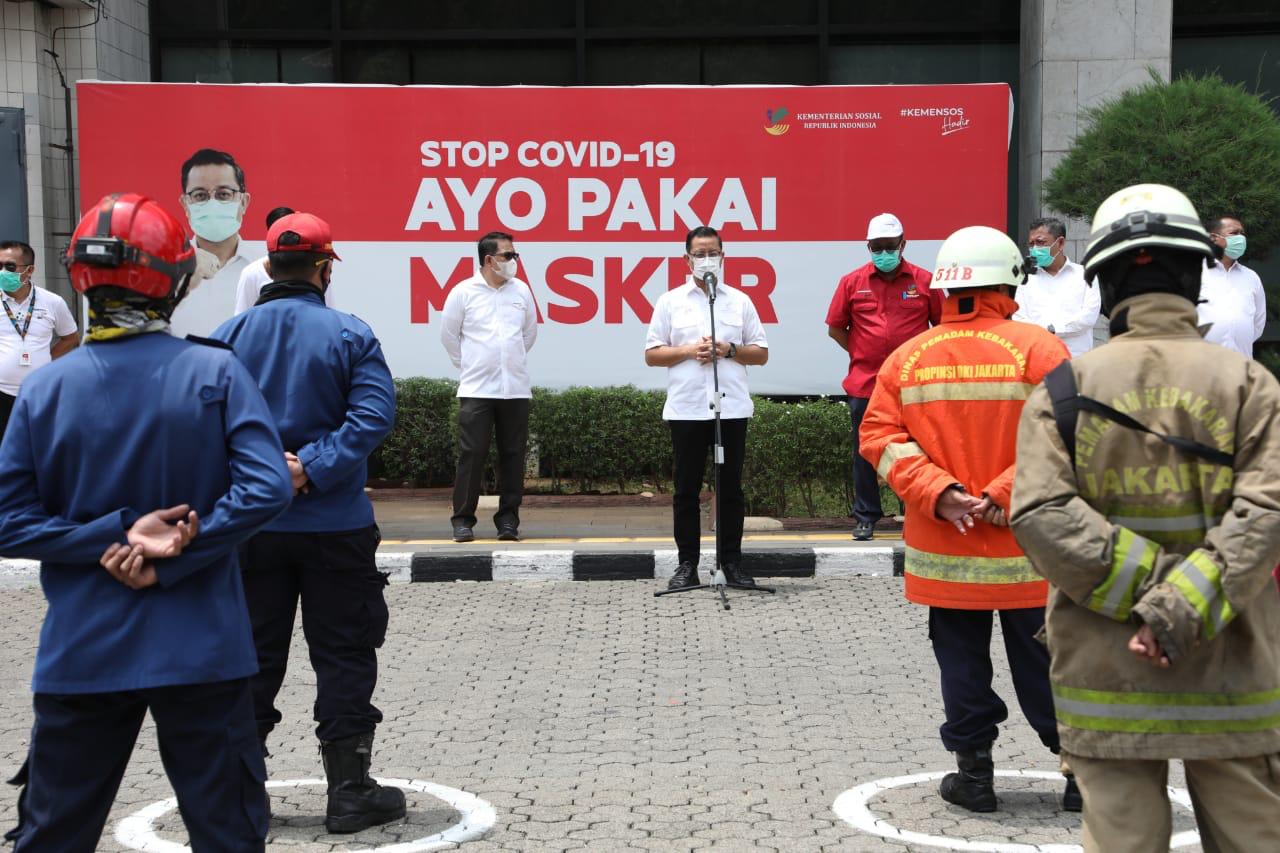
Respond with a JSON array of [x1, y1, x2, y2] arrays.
[[1, 0, 1278, 312]]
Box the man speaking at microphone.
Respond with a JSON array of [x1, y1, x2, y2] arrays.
[[645, 226, 769, 591]]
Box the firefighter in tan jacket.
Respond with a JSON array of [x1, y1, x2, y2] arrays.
[[1011, 183, 1280, 853]]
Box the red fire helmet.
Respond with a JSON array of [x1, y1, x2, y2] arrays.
[[66, 192, 196, 300]]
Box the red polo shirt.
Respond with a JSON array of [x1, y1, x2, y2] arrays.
[[825, 259, 941, 398]]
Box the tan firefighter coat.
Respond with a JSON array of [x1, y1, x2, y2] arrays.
[[1011, 292, 1280, 760]]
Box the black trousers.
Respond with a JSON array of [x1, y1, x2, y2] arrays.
[[0, 391, 16, 437], [846, 395, 883, 525], [8, 678, 267, 852], [928, 606, 1060, 753], [670, 418, 747, 566], [452, 397, 530, 530], [240, 526, 389, 744]]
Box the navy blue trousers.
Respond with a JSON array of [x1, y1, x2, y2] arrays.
[[846, 396, 883, 525], [928, 606, 1059, 753], [241, 525, 389, 744], [8, 678, 266, 852]]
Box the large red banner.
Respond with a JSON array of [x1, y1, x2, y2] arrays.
[[77, 82, 1011, 393]]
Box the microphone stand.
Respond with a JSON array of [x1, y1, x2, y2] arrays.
[[654, 270, 775, 610]]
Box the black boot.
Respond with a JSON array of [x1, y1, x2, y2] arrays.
[[939, 748, 997, 812], [1062, 774, 1082, 812], [320, 732, 407, 834], [667, 562, 700, 590]]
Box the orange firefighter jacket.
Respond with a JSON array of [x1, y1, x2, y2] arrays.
[[860, 289, 1069, 610]]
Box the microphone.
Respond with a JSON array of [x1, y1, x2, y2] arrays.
[[702, 270, 718, 302]]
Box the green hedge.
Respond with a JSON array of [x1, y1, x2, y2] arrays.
[[374, 379, 881, 517]]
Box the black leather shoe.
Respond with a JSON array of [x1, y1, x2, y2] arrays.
[[852, 521, 875, 541], [667, 562, 699, 590], [939, 748, 997, 813], [452, 525, 474, 543], [1062, 775, 1082, 812], [497, 524, 519, 541], [723, 563, 756, 587]]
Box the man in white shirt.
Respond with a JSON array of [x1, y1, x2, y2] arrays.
[[645, 226, 770, 591], [0, 240, 79, 434], [440, 231, 538, 543], [1014, 217, 1101, 357], [1199, 216, 1267, 358], [171, 149, 254, 338], [234, 206, 338, 314]]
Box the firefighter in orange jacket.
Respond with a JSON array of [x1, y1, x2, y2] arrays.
[[861, 226, 1074, 812]]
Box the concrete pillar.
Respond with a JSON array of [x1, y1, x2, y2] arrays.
[[0, 0, 150, 315], [1019, 0, 1172, 258]]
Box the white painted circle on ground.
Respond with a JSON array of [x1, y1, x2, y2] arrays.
[[114, 777, 496, 852], [832, 769, 1200, 852]]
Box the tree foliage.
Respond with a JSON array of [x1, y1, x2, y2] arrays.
[[1042, 72, 1280, 256]]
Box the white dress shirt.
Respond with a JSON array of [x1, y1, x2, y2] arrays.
[[1199, 258, 1267, 358], [233, 256, 338, 314], [1012, 259, 1100, 357], [0, 286, 77, 396], [646, 279, 769, 421], [170, 239, 251, 338], [440, 273, 538, 399]]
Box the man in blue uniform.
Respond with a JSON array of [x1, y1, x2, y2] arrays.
[[0, 192, 293, 851], [211, 212, 402, 833]]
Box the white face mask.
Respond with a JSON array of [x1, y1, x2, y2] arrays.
[[493, 258, 517, 281], [692, 256, 721, 281]]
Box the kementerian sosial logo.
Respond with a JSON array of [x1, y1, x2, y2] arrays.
[[764, 107, 790, 136]]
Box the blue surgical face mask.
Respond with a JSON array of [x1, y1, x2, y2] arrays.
[[1224, 234, 1246, 260], [0, 270, 22, 293], [871, 249, 901, 273], [187, 198, 243, 243]]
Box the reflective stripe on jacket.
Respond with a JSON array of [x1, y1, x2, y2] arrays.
[[1011, 292, 1280, 760], [861, 289, 1069, 610]]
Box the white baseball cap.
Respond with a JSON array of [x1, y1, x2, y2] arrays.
[[866, 213, 904, 240]]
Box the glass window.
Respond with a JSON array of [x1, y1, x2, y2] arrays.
[[282, 46, 336, 82], [588, 0, 818, 28], [830, 0, 1018, 31], [151, 0, 221, 32], [228, 0, 328, 30], [342, 0, 575, 30], [410, 42, 576, 85], [586, 40, 700, 85], [344, 43, 412, 83], [703, 41, 819, 85], [829, 41, 1017, 86], [1173, 34, 1280, 107], [160, 42, 278, 83]]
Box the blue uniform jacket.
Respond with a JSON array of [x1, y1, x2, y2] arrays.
[[211, 288, 396, 533], [0, 332, 293, 694]]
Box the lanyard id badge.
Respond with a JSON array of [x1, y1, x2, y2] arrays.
[[3, 289, 35, 367]]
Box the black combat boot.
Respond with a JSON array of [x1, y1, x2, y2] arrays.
[[320, 732, 407, 833], [939, 747, 997, 812]]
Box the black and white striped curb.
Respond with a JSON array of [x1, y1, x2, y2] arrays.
[[0, 546, 902, 586], [407, 546, 902, 582]]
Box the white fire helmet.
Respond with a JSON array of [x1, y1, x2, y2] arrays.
[[932, 225, 1029, 291], [1081, 183, 1215, 282]]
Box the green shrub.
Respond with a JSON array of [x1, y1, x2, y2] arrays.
[[377, 377, 459, 486], [374, 381, 888, 516], [1042, 72, 1280, 257], [530, 385, 669, 493]]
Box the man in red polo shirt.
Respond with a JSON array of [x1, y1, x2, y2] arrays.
[[826, 212, 941, 540]]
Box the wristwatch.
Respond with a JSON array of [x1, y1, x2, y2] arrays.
[[727, 342, 738, 360]]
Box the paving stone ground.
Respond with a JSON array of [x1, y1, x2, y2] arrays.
[[0, 578, 1200, 851]]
